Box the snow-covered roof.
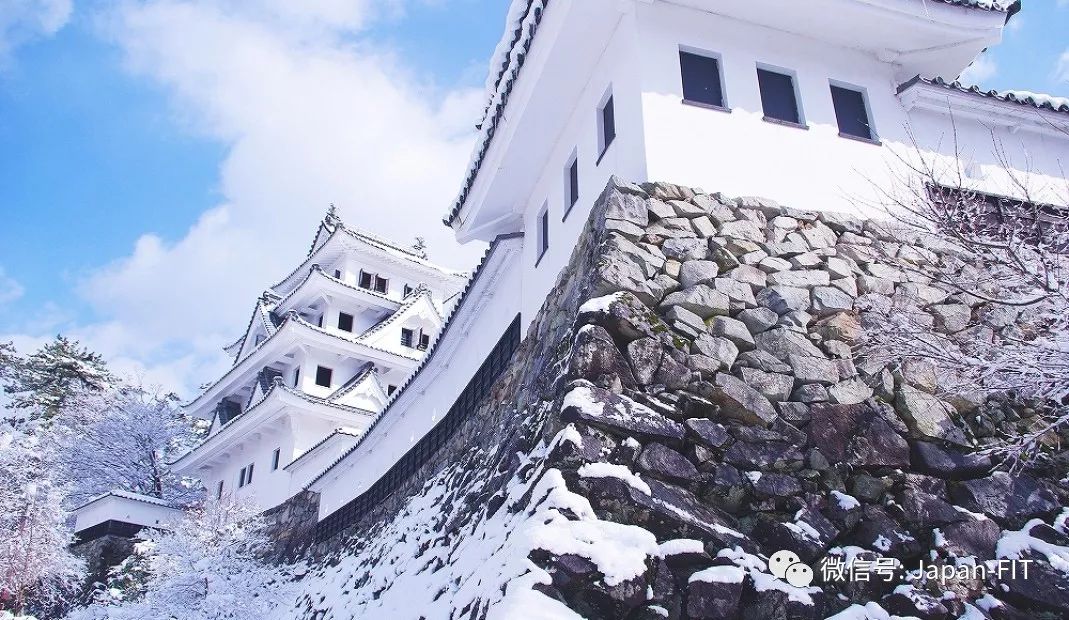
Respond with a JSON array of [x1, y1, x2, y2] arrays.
[[284, 427, 362, 473], [74, 490, 175, 512], [899, 76, 1069, 116]]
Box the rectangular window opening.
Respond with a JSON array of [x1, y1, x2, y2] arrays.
[[537, 205, 550, 264], [293, 367, 300, 387], [680, 50, 725, 109], [238, 467, 247, 488], [401, 328, 414, 348], [358, 271, 373, 290], [315, 365, 333, 388], [272, 448, 281, 471], [564, 153, 579, 220], [333, 269, 342, 279], [374, 276, 389, 294], [247, 463, 254, 484], [217, 480, 224, 499], [338, 312, 354, 333], [597, 92, 616, 161], [757, 67, 803, 126], [830, 83, 875, 141], [418, 332, 431, 351]]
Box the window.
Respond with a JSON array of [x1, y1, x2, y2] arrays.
[[246, 463, 254, 484], [537, 205, 550, 264], [217, 480, 224, 499], [680, 50, 725, 109], [358, 271, 373, 289], [315, 365, 333, 388], [333, 269, 342, 279], [272, 448, 281, 471], [387, 385, 397, 396], [338, 312, 354, 333], [293, 367, 300, 387], [564, 152, 579, 220], [375, 275, 388, 294], [238, 467, 247, 488], [830, 83, 875, 141], [403, 284, 414, 297], [757, 67, 803, 126], [597, 91, 616, 160], [419, 333, 430, 351], [401, 328, 414, 348]]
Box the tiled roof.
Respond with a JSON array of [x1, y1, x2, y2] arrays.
[[283, 427, 362, 472], [931, 0, 1018, 14], [306, 232, 524, 489], [899, 76, 1069, 116]]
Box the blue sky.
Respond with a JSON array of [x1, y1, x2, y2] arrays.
[[0, 0, 1066, 395]]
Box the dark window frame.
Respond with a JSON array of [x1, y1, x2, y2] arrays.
[[830, 81, 878, 143], [563, 151, 580, 221], [358, 270, 373, 290], [401, 328, 415, 349], [315, 365, 333, 388], [679, 49, 728, 111], [597, 91, 616, 164], [238, 467, 247, 488], [246, 462, 254, 484], [536, 205, 550, 266], [757, 66, 805, 128], [338, 312, 354, 333]]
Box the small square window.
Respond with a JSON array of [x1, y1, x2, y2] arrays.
[[680, 51, 725, 108], [374, 276, 389, 294], [536, 206, 550, 264], [564, 153, 579, 219], [272, 448, 281, 471], [757, 67, 802, 125], [401, 328, 414, 348], [338, 312, 354, 333], [830, 84, 874, 141], [358, 271, 373, 290], [597, 92, 616, 159], [315, 365, 333, 388]]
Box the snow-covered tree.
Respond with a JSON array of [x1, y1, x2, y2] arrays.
[[860, 134, 1069, 465], [70, 498, 293, 620], [53, 386, 204, 507], [0, 431, 85, 617], [4, 337, 113, 420]]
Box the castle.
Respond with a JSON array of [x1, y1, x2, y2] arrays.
[[72, 0, 1068, 572]]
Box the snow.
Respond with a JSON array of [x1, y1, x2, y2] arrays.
[[713, 547, 817, 605], [824, 602, 893, 620], [996, 518, 1069, 572], [1000, 90, 1069, 110], [873, 535, 892, 552], [578, 462, 652, 496], [745, 471, 762, 483], [578, 292, 628, 315], [689, 565, 745, 584], [952, 505, 989, 521], [783, 518, 822, 542], [831, 490, 861, 510], [658, 539, 705, 557]]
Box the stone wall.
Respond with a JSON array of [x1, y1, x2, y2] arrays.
[[295, 177, 1068, 619], [262, 489, 320, 563]]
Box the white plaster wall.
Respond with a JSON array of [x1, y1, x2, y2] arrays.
[[315, 238, 524, 518], [635, 3, 1069, 216], [518, 8, 648, 325], [74, 496, 183, 532]]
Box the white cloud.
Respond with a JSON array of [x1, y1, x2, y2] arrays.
[[6, 0, 488, 397], [957, 54, 998, 86], [0, 268, 25, 306], [1055, 49, 1069, 85], [0, 0, 72, 66]]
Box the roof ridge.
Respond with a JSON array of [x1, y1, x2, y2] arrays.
[[901, 75, 1069, 116]]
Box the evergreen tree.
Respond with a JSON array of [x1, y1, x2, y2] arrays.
[[5, 336, 113, 420]]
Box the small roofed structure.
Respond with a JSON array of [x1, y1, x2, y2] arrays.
[[71, 491, 184, 544]]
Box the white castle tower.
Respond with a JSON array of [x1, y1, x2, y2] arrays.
[[169, 208, 467, 511]]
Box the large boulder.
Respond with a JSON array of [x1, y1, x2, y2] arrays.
[[895, 386, 969, 446], [567, 325, 637, 390], [701, 374, 779, 426], [809, 401, 910, 468], [950, 472, 1060, 528], [561, 384, 685, 444]]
